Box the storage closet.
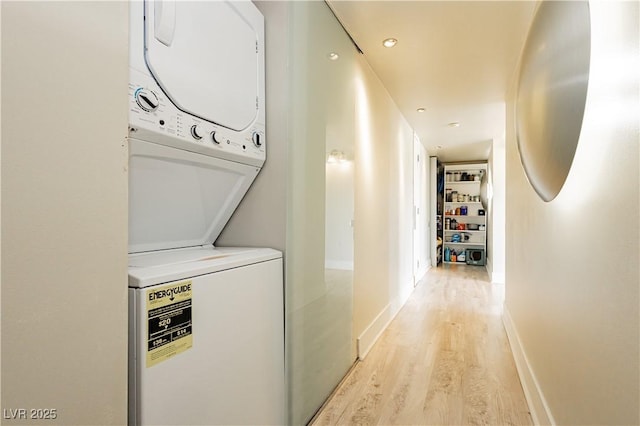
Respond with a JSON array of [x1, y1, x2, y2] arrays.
[[442, 163, 487, 265]]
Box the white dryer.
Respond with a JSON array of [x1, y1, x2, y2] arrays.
[[129, 0, 266, 169], [127, 1, 283, 425]]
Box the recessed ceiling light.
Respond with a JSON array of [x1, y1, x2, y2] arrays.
[[327, 52, 339, 61], [448, 122, 461, 128], [417, 108, 426, 113], [382, 38, 398, 48]]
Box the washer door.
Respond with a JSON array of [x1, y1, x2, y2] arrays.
[[144, 0, 262, 131]]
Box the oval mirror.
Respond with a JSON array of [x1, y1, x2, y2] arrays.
[[516, 2, 591, 202]]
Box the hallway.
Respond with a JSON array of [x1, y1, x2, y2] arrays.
[[311, 265, 531, 425]]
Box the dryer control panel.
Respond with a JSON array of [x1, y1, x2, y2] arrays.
[[128, 70, 266, 168]]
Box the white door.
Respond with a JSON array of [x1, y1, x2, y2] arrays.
[[413, 134, 429, 284], [144, 1, 263, 131], [430, 157, 439, 267]]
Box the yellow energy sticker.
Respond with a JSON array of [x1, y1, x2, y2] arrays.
[[146, 280, 193, 368]]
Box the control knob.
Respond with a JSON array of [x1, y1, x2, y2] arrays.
[[211, 131, 224, 144], [135, 88, 159, 112], [190, 125, 205, 140], [252, 132, 263, 147]]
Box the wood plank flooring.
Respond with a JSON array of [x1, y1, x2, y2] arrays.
[[310, 264, 532, 426]]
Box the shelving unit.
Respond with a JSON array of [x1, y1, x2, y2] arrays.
[[442, 163, 487, 265]]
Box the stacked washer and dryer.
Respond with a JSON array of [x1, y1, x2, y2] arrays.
[[127, 1, 284, 425]]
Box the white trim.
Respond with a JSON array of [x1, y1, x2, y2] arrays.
[[357, 304, 391, 360], [502, 306, 556, 426], [414, 264, 431, 287], [357, 278, 419, 360], [486, 257, 505, 284]]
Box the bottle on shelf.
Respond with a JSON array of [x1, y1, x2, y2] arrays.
[[451, 250, 457, 262]]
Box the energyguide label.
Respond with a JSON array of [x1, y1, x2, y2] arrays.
[[146, 280, 193, 367]]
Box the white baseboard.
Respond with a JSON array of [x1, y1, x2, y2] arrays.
[[414, 264, 430, 286], [502, 306, 555, 425], [357, 304, 391, 360], [486, 257, 505, 284], [357, 277, 419, 360]]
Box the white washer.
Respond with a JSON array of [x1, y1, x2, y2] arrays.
[[128, 246, 283, 426], [127, 1, 283, 425]]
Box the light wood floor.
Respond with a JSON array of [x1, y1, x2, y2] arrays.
[[310, 264, 532, 426]]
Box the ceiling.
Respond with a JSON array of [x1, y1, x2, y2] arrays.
[[327, 1, 537, 162]]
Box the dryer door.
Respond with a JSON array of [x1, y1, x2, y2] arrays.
[[144, 0, 263, 132], [128, 138, 259, 254]]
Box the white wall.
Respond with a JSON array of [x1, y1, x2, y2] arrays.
[[354, 56, 415, 358], [387, 99, 415, 314], [1, 2, 129, 424], [1, 3, 4, 406], [504, 2, 639, 424], [487, 135, 506, 283]]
